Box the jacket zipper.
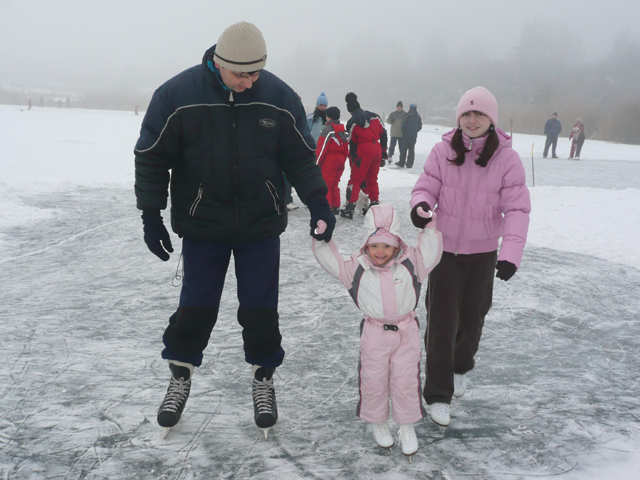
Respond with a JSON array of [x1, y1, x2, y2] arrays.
[[455, 144, 474, 255], [265, 179, 282, 215], [229, 90, 240, 225], [189, 183, 204, 216]]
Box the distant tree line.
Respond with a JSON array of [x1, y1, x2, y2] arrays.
[[3, 21, 638, 144], [286, 22, 640, 145]]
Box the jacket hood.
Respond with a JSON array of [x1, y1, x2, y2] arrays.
[[359, 204, 409, 268]]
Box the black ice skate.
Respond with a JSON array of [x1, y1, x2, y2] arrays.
[[252, 366, 277, 439], [340, 202, 355, 219], [157, 362, 192, 428]]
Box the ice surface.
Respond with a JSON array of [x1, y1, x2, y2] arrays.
[[1, 105, 639, 479]]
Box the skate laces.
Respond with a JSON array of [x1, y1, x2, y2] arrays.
[[252, 377, 274, 414], [161, 376, 191, 413]]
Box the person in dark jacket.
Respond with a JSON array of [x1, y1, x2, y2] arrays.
[[543, 112, 562, 158], [134, 21, 335, 435], [398, 104, 422, 168]]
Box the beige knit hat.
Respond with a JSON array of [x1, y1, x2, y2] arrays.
[[213, 22, 267, 72]]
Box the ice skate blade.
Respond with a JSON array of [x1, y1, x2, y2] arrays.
[[261, 427, 271, 440], [158, 427, 172, 440], [404, 452, 417, 463], [376, 442, 394, 450], [430, 418, 449, 428]]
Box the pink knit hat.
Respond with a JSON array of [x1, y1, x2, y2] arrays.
[[455, 86, 498, 126], [366, 229, 399, 247]]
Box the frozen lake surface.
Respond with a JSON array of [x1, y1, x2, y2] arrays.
[[1, 106, 639, 479]]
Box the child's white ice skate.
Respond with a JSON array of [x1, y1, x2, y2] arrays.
[[398, 424, 418, 461], [371, 422, 394, 449]]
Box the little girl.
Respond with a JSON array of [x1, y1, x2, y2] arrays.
[[312, 204, 442, 458]]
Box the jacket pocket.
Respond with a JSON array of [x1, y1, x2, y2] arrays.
[[188, 183, 205, 217]]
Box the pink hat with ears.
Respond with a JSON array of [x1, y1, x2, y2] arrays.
[[366, 229, 399, 247], [455, 86, 498, 126]]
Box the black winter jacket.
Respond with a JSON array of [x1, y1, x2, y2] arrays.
[[401, 108, 422, 145], [134, 45, 327, 242], [544, 118, 562, 137]]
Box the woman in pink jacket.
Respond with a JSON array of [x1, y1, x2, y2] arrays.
[[410, 86, 531, 427], [312, 204, 442, 459]]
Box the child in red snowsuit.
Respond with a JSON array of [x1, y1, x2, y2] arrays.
[[341, 92, 388, 219], [316, 107, 348, 214]]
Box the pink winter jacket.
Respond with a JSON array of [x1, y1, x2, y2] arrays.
[[411, 128, 530, 267], [312, 204, 443, 321]]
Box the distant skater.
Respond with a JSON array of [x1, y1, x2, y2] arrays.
[[316, 106, 349, 214], [569, 118, 585, 159], [543, 112, 562, 158]]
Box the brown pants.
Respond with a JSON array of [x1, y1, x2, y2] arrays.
[[424, 251, 496, 404]]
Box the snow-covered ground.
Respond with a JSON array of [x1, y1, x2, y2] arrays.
[[1, 104, 639, 479]]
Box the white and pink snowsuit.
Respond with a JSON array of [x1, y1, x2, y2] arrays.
[[312, 204, 442, 424]]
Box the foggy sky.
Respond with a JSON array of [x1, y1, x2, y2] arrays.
[[1, 0, 638, 110]]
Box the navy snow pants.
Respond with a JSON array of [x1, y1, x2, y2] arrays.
[[161, 237, 285, 368]]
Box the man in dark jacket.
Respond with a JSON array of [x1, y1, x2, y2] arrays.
[[134, 21, 335, 436], [398, 104, 422, 168], [543, 112, 562, 158]]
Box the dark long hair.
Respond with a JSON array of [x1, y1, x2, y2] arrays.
[[448, 125, 499, 167]]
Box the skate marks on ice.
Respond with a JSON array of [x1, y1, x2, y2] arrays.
[[2, 186, 640, 478]]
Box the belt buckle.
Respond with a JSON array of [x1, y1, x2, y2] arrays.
[[383, 324, 398, 332]]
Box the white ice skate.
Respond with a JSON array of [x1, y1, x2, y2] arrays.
[[453, 373, 466, 398], [429, 402, 450, 427], [398, 424, 418, 461], [371, 422, 394, 449]]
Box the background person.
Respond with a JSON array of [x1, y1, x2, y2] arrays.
[[398, 104, 422, 168], [315, 106, 349, 214], [543, 112, 562, 158], [386, 101, 407, 163]]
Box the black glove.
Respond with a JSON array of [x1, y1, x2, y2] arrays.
[[410, 202, 432, 228], [306, 193, 335, 242], [142, 209, 173, 261], [496, 260, 517, 281]]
